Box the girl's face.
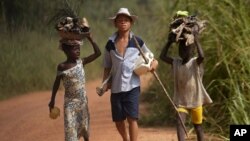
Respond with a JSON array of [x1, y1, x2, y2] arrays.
[[66, 45, 80, 60], [114, 14, 132, 32]]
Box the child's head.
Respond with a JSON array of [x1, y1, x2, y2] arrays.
[[109, 8, 137, 31], [59, 39, 82, 60], [114, 14, 132, 31]]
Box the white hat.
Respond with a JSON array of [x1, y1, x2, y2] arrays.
[[109, 8, 138, 22]]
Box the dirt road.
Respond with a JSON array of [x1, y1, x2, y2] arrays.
[[0, 74, 178, 141]]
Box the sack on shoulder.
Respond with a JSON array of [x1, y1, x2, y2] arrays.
[[133, 52, 154, 76]]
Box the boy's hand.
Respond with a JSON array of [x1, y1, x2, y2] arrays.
[[107, 83, 111, 90], [96, 82, 111, 96], [103, 82, 111, 92], [149, 59, 158, 72]]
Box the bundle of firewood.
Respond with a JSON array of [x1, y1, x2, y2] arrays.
[[169, 11, 207, 45], [55, 17, 90, 40]]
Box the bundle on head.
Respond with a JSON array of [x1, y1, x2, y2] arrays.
[[56, 17, 90, 40], [169, 11, 207, 46], [48, 0, 89, 40]]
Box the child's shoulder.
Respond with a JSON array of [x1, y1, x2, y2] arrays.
[[57, 62, 65, 71], [57, 60, 80, 72], [57, 61, 69, 71]]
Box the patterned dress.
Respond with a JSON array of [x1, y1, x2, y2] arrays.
[[58, 59, 89, 141]]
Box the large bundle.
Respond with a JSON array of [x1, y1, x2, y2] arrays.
[[169, 11, 207, 46], [55, 17, 90, 40]]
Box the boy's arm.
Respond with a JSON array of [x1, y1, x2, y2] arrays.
[[82, 34, 101, 65], [160, 33, 175, 65], [102, 68, 112, 91]]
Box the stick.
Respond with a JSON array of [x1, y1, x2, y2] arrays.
[[133, 36, 189, 137]]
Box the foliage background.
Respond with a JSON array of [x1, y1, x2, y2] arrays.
[[1, 0, 250, 139]]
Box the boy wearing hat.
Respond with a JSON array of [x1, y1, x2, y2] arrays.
[[101, 8, 158, 141]]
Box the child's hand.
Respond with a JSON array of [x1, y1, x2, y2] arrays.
[[103, 82, 111, 92], [149, 59, 158, 72], [107, 83, 111, 90], [96, 82, 111, 96], [86, 32, 93, 40]]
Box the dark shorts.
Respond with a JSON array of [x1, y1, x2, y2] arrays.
[[111, 87, 140, 121]]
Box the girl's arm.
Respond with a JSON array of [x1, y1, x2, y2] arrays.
[[193, 27, 204, 65], [82, 34, 101, 66], [48, 66, 62, 111], [160, 33, 175, 65]]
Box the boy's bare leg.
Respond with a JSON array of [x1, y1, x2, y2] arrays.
[[194, 124, 204, 141], [177, 112, 187, 141], [127, 117, 138, 141], [115, 120, 129, 141]]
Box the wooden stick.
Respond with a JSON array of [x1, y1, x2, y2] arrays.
[[133, 36, 189, 137]]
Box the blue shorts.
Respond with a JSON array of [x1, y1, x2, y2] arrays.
[[111, 87, 140, 121]]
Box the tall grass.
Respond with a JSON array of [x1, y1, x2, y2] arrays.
[[204, 0, 250, 131], [0, 29, 62, 99], [0, 28, 105, 100]]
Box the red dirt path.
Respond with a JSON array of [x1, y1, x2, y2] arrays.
[[0, 74, 177, 141]]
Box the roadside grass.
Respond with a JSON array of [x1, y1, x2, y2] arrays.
[[0, 29, 103, 100]]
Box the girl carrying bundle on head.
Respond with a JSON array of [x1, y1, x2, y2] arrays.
[[48, 18, 101, 141]]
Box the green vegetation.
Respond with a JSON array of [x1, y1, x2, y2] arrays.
[[1, 0, 250, 138]]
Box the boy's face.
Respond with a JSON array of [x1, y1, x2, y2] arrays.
[[114, 14, 132, 32]]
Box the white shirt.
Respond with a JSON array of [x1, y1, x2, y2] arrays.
[[103, 32, 151, 93]]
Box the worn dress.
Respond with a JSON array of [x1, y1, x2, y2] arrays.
[[173, 57, 213, 108], [58, 59, 89, 141]]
